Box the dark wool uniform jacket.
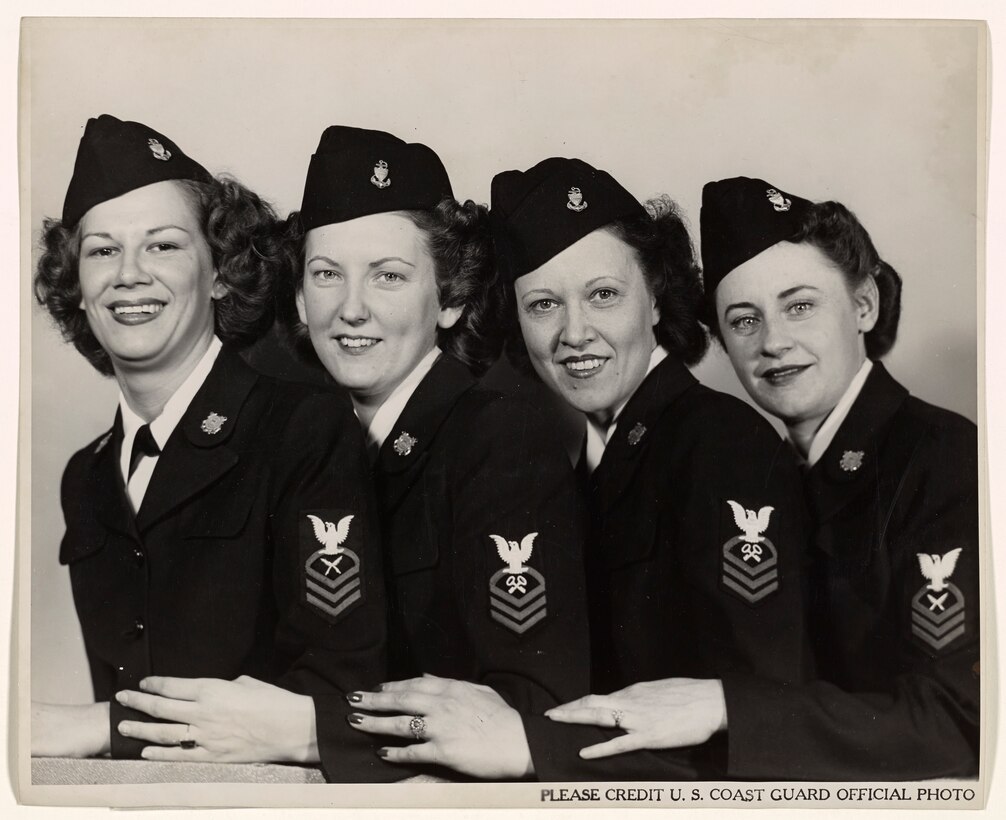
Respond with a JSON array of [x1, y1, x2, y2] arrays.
[[58, 348, 389, 781], [365, 354, 592, 780], [724, 362, 980, 780], [525, 355, 812, 780]]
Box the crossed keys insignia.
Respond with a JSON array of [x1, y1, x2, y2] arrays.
[[488, 532, 547, 635]]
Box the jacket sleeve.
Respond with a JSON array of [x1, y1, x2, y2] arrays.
[[724, 418, 979, 780], [268, 389, 392, 783], [451, 395, 593, 777]]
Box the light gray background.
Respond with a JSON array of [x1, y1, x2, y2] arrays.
[[24, 18, 981, 704]]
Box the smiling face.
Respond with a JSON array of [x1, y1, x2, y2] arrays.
[[514, 228, 659, 425], [715, 240, 878, 439], [77, 180, 224, 381], [297, 212, 461, 410]]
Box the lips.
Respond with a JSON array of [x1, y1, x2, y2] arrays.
[[559, 355, 607, 379], [107, 299, 165, 325], [758, 364, 811, 386], [336, 335, 381, 354]]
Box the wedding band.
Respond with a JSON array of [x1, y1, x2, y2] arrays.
[[409, 715, 427, 740], [180, 724, 197, 749], [612, 710, 624, 729]]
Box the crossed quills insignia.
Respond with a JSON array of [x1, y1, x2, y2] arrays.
[[488, 532, 548, 635], [301, 509, 365, 624], [911, 548, 967, 654], [720, 499, 780, 606]]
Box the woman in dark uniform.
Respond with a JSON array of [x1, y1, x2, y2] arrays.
[[381, 157, 812, 780], [31, 115, 387, 780], [549, 176, 979, 780], [275, 127, 591, 780]]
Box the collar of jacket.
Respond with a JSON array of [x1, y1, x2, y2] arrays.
[[376, 353, 477, 476], [590, 354, 698, 513], [804, 360, 911, 524]]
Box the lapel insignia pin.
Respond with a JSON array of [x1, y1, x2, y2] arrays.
[[627, 422, 646, 446], [839, 450, 864, 472], [566, 187, 588, 212], [721, 500, 779, 605], [371, 159, 391, 189], [304, 513, 362, 622], [200, 411, 228, 435], [765, 187, 791, 212], [488, 533, 547, 634], [94, 430, 113, 454], [393, 431, 417, 456], [912, 548, 966, 652], [147, 138, 171, 161]]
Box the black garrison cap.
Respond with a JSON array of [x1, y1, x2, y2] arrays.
[[490, 157, 647, 282], [62, 115, 212, 228], [700, 176, 813, 296], [299, 126, 453, 232]]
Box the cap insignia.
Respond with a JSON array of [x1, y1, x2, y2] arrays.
[[627, 422, 646, 446], [839, 450, 864, 472], [765, 188, 791, 212], [147, 138, 172, 162], [200, 411, 228, 435], [393, 431, 417, 456], [371, 159, 391, 189], [566, 186, 588, 212]]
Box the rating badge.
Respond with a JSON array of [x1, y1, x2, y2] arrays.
[[303, 513, 362, 623], [721, 500, 779, 605], [488, 532, 547, 634], [912, 549, 966, 652]]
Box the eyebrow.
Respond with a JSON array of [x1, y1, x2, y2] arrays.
[[368, 257, 415, 269], [81, 225, 190, 241], [723, 285, 821, 313]]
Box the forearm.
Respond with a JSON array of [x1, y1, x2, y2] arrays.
[[32, 701, 111, 758]]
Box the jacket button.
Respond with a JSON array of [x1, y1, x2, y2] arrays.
[[132, 548, 145, 567], [133, 618, 145, 637]]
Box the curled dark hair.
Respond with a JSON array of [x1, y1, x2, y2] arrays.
[[34, 176, 286, 376], [704, 200, 902, 360], [504, 194, 709, 373], [277, 198, 503, 377], [790, 201, 902, 359]]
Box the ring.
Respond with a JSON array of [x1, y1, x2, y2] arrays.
[[180, 724, 197, 750], [612, 710, 624, 729], [408, 715, 427, 741]]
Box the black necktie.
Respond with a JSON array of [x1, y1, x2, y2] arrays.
[[128, 424, 160, 479]]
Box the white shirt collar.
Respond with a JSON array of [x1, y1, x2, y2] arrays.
[[584, 345, 668, 473], [118, 336, 223, 481], [366, 346, 442, 452], [798, 358, 873, 468]]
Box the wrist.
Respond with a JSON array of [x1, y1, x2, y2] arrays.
[[92, 701, 112, 756], [276, 694, 320, 764]]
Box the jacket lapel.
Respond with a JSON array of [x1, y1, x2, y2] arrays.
[[83, 412, 136, 539], [590, 356, 698, 514], [135, 348, 257, 533], [375, 355, 476, 513], [804, 362, 911, 532]]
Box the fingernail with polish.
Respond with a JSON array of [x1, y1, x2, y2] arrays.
[[348, 713, 364, 725], [347, 692, 363, 704]]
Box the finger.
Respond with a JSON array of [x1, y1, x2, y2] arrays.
[[115, 690, 196, 723], [117, 720, 189, 746], [141, 744, 213, 763], [348, 713, 430, 739], [378, 676, 449, 695], [348, 690, 437, 715], [545, 693, 610, 715], [138, 676, 208, 700], [378, 742, 440, 766], [580, 733, 647, 760], [544, 706, 616, 727]]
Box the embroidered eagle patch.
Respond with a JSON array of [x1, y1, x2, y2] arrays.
[[720, 499, 780, 605], [488, 532, 547, 635], [301, 510, 364, 624], [911, 548, 966, 653]]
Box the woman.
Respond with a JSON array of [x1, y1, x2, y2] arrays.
[[32, 115, 387, 780], [549, 176, 979, 780], [131, 125, 591, 780], [369, 157, 812, 780]]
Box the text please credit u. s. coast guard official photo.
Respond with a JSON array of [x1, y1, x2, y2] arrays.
[[15, 9, 992, 811]]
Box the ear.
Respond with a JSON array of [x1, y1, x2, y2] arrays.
[[437, 304, 463, 331], [295, 287, 308, 325], [854, 275, 880, 334], [210, 269, 229, 301], [650, 293, 661, 327]]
